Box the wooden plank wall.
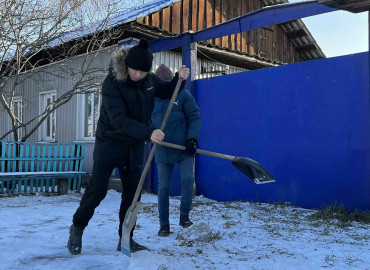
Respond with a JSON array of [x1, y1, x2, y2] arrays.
[[142, 0, 304, 64]]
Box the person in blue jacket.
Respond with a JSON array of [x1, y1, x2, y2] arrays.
[[152, 64, 201, 237]]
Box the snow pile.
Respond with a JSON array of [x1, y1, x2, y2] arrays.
[[177, 222, 217, 243], [0, 189, 369, 270]]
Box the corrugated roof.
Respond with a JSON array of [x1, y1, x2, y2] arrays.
[[262, 0, 326, 60], [107, 0, 181, 28], [319, 0, 370, 13], [48, 0, 181, 47]]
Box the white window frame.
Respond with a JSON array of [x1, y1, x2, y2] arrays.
[[12, 96, 23, 141], [76, 85, 101, 141], [39, 90, 57, 142]]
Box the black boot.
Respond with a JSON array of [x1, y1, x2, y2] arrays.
[[117, 237, 149, 253], [179, 214, 193, 228], [158, 224, 170, 237], [67, 224, 84, 255], [130, 238, 149, 253]]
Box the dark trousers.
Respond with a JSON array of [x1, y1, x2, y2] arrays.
[[73, 162, 141, 237]]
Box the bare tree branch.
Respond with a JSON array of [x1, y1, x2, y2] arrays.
[[0, 0, 135, 141]]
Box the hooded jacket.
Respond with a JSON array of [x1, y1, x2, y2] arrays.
[[93, 46, 184, 168], [152, 89, 201, 163]]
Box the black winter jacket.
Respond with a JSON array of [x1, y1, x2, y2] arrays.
[[93, 47, 184, 169]]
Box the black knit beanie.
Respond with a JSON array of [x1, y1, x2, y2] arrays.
[[125, 38, 153, 72]]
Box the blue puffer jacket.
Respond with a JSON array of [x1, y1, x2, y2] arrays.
[[151, 89, 201, 163]]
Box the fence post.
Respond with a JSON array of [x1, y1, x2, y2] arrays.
[[182, 31, 197, 96]]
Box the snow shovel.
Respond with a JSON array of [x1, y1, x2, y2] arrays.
[[121, 77, 183, 257], [158, 141, 275, 184]]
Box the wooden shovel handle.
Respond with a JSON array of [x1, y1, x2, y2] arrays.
[[158, 141, 236, 161]]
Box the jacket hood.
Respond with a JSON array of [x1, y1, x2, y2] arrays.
[[109, 46, 132, 82], [155, 64, 174, 81]]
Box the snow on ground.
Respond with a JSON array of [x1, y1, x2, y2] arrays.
[[0, 190, 369, 270]]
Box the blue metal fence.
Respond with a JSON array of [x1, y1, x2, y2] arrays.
[[194, 52, 370, 210]]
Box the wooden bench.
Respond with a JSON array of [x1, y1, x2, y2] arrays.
[[0, 140, 86, 195]]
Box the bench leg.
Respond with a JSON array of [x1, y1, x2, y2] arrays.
[[58, 179, 68, 195]]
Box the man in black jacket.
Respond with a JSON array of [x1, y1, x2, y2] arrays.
[[67, 38, 189, 255]]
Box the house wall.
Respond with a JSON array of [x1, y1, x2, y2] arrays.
[[0, 48, 115, 172], [0, 44, 244, 174], [153, 50, 245, 79], [0, 101, 11, 137], [142, 0, 304, 63]]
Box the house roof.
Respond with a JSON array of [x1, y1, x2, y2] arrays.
[[107, 0, 181, 28], [126, 21, 282, 69], [51, 0, 324, 59], [44, 0, 327, 70], [48, 0, 182, 47], [318, 0, 370, 13], [263, 0, 326, 60]]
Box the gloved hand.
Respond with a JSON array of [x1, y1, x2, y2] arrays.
[[184, 138, 197, 155]]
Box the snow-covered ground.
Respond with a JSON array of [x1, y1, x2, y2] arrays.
[[0, 190, 369, 270]]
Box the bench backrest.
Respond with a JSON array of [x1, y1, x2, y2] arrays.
[[0, 141, 85, 173]]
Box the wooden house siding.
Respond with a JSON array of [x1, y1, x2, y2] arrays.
[[0, 48, 114, 173], [141, 0, 304, 64]]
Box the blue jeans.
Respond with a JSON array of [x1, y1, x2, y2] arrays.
[[157, 156, 194, 226]]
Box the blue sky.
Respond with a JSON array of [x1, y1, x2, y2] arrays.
[[289, 0, 368, 58]]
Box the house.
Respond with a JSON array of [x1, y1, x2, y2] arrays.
[[0, 0, 325, 174]]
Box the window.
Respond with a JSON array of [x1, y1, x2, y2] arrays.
[[76, 85, 101, 141], [39, 90, 56, 141], [12, 96, 23, 140]]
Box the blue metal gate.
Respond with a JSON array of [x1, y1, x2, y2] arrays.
[[195, 51, 369, 210]]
